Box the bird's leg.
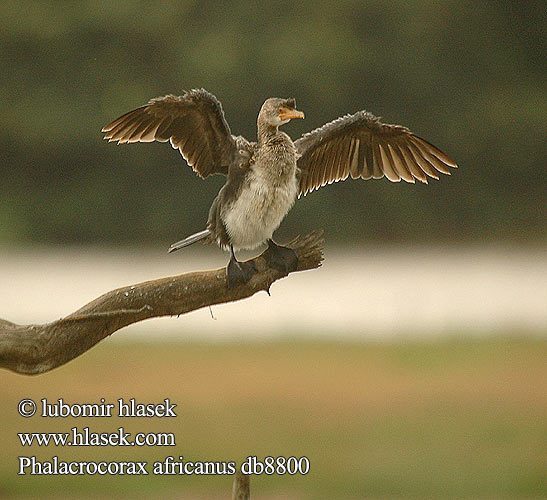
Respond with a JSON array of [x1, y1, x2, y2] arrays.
[[263, 239, 298, 275], [226, 245, 257, 289]]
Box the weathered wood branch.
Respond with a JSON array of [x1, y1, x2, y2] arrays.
[[232, 471, 250, 500], [0, 231, 324, 376]]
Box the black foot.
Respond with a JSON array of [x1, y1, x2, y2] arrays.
[[227, 258, 257, 289], [263, 240, 298, 275]]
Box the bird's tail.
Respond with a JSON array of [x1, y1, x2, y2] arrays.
[[168, 229, 212, 253]]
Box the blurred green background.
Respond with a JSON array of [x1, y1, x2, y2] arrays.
[[1, 0, 545, 246], [3, 338, 546, 500]]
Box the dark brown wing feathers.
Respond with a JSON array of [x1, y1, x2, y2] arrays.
[[295, 110, 457, 196], [102, 89, 238, 178]]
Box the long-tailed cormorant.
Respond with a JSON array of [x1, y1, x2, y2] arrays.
[[102, 89, 457, 287]]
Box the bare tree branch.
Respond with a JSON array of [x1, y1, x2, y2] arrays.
[[0, 231, 324, 376], [232, 471, 250, 500]]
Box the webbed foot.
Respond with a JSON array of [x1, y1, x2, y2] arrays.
[[227, 256, 257, 289], [263, 239, 298, 275]]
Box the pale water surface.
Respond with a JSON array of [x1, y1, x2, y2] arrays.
[[1, 245, 545, 339]]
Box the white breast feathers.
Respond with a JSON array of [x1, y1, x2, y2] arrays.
[[222, 167, 298, 250]]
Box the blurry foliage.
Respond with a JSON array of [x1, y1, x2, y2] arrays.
[[0, 0, 545, 245]]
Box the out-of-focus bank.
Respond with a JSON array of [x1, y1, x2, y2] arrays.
[[1, 246, 545, 339]]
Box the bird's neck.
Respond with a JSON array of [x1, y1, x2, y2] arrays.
[[257, 117, 280, 145]]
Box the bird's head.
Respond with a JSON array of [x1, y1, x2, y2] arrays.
[[259, 97, 305, 127]]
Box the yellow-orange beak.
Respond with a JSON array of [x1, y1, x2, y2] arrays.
[[279, 108, 305, 120]]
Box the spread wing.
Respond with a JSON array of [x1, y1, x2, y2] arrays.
[[101, 88, 239, 178], [295, 111, 458, 196]]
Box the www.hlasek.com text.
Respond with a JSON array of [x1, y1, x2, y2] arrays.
[[18, 427, 175, 447]]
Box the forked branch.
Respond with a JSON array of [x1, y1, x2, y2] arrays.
[[0, 231, 324, 375]]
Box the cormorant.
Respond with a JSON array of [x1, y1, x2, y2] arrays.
[[102, 89, 457, 287]]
